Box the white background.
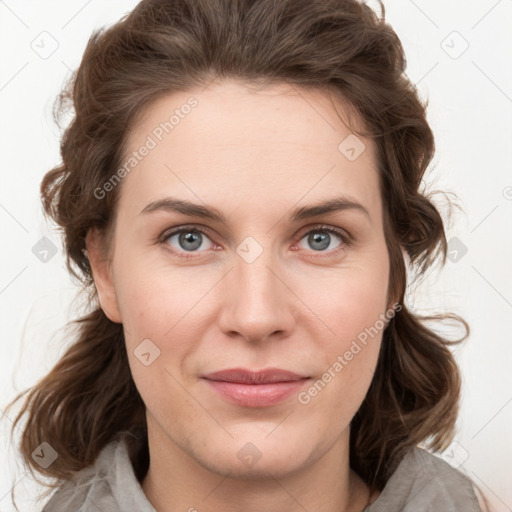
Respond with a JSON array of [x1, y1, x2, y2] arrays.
[[1, 1, 511, 511]]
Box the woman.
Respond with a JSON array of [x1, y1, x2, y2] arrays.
[[5, 0, 489, 510]]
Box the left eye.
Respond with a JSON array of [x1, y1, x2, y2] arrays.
[[296, 227, 347, 252], [161, 225, 349, 257]]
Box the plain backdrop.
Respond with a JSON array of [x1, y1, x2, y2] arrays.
[[1, 1, 511, 511]]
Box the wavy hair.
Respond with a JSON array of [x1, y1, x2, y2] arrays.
[[4, 0, 477, 508]]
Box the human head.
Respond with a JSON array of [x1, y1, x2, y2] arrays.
[[7, 0, 465, 500]]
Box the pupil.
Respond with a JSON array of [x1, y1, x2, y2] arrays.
[[311, 232, 329, 251], [181, 231, 201, 250]]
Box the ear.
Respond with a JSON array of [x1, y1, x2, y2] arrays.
[[85, 227, 122, 323]]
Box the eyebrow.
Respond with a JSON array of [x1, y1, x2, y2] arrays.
[[140, 196, 371, 224]]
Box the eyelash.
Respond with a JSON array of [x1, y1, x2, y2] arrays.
[[158, 224, 352, 260]]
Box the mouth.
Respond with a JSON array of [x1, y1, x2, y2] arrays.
[[201, 367, 310, 407]]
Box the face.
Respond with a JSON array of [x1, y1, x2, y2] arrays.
[[89, 80, 393, 479]]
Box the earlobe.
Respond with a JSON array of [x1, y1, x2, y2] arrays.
[[85, 228, 122, 323]]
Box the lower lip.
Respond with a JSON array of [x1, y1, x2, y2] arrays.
[[203, 378, 310, 407]]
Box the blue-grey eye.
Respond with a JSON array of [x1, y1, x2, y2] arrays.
[[165, 229, 214, 252], [298, 229, 344, 252]]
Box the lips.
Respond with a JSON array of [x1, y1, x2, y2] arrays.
[[201, 368, 310, 407], [202, 367, 307, 384]]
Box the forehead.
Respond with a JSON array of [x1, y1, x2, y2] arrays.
[[119, 80, 381, 224]]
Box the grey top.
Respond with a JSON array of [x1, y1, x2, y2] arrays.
[[42, 436, 482, 512]]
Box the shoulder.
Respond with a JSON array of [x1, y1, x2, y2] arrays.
[[367, 446, 483, 512], [42, 441, 120, 512], [42, 437, 154, 512]]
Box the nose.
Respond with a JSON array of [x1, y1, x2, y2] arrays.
[[217, 242, 297, 344]]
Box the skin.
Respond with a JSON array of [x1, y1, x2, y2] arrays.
[[86, 79, 396, 512]]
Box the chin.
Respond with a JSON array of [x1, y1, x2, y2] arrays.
[[206, 453, 306, 481], [185, 434, 308, 479]]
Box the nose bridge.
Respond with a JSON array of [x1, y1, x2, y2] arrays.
[[219, 234, 294, 341], [235, 234, 283, 306]]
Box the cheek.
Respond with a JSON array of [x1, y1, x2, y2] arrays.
[[112, 259, 211, 395], [305, 254, 389, 401], [299, 280, 387, 423], [333, 276, 389, 343], [111, 247, 194, 337], [307, 257, 389, 347]]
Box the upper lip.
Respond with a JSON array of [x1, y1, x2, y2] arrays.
[[202, 368, 308, 384]]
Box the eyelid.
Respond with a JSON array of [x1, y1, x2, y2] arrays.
[[158, 224, 215, 246], [296, 223, 351, 241]]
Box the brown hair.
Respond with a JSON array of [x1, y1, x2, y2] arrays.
[[5, 0, 476, 507]]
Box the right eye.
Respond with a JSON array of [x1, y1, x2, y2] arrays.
[[160, 225, 217, 258]]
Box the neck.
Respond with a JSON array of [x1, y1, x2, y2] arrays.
[[141, 416, 373, 512]]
